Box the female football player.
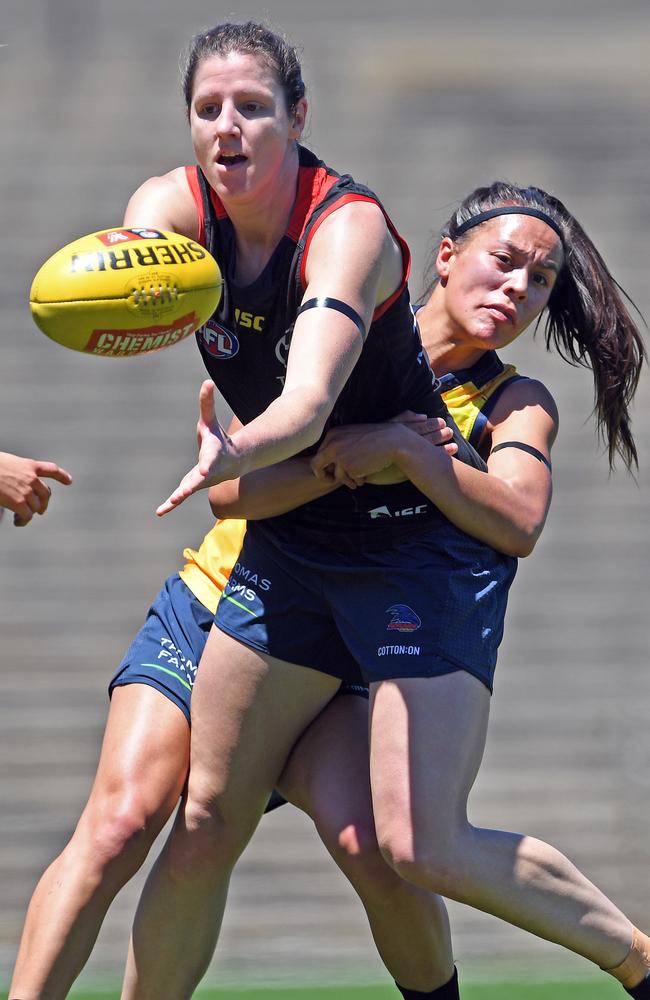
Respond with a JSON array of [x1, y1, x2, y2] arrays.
[[11, 20, 647, 1000], [108, 19, 648, 1000]]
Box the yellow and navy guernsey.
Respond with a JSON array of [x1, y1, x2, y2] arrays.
[[437, 350, 525, 453], [179, 348, 526, 616]]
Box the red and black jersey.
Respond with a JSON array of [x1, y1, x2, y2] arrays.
[[187, 145, 440, 428], [186, 145, 483, 545]]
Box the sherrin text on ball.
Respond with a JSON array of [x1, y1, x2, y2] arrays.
[[29, 227, 223, 357]]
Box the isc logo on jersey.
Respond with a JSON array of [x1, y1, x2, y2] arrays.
[[201, 319, 239, 359]]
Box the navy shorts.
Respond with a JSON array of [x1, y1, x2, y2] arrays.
[[108, 574, 367, 814], [215, 521, 518, 692], [109, 573, 369, 723], [109, 573, 211, 724]]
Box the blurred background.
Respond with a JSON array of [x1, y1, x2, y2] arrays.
[[1, 0, 648, 991]]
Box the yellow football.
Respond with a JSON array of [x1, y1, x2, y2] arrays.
[[29, 227, 222, 357]]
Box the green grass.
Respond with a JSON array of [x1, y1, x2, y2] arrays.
[[15, 979, 621, 1000]]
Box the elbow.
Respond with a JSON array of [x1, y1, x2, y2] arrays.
[[508, 521, 545, 558], [208, 484, 240, 520], [286, 386, 333, 452], [300, 407, 330, 452], [209, 499, 228, 519], [510, 537, 537, 559], [497, 492, 550, 558]]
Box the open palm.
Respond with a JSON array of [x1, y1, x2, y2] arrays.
[[157, 381, 235, 516]]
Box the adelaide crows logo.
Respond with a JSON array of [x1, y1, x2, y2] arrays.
[[386, 605, 422, 633]]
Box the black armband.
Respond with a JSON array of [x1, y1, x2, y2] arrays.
[[296, 297, 367, 341], [490, 440, 552, 471]]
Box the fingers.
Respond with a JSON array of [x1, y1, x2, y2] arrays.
[[410, 417, 449, 438], [311, 456, 363, 489], [389, 410, 428, 424], [310, 452, 331, 480], [32, 479, 53, 515], [198, 379, 217, 429], [12, 479, 55, 526], [329, 464, 363, 489], [156, 488, 189, 517], [156, 465, 205, 517], [156, 496, 183, 517], [156, 482, 194, 515], [33, 462, 73, 486]]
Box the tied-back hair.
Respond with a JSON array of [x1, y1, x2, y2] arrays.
[[424, 181, 646, 471], [181, 20, 305, 116]]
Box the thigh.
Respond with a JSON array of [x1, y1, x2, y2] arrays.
[[187, 624, 342, 830], [368, 673, 491, 845], [277, 688, 371, 825], [84, 684, 190, 826]]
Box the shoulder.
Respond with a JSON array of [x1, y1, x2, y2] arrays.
[[306, 199, 401, 281], [491, 375, 558, 423], [488, 375, 559, 447], [123, 167, 199, 239], [315, 196, 390, 243]]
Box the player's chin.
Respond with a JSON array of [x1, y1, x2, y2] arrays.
[[471, 321, 512, 349]]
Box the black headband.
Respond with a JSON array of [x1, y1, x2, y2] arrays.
[[454, 206, 565, 246]]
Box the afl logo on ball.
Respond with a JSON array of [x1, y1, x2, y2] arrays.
[[201, 320, 239, 359]]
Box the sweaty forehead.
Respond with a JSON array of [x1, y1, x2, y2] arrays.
[[479, 214, 564, 265], [192, 50, 280, 98]]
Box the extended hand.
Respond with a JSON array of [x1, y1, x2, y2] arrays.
[[0, 452, 72, 526], [156, 381, 237, 516]]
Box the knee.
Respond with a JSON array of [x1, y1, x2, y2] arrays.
[[337, 817, 383, 867], [318, 811, 396, 892], [377, 825, 469, 901], [82, 792, 166, 877], [165, 794, 252, 883]]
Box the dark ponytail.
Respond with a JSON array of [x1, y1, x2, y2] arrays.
[[425, 182, 646, 471]]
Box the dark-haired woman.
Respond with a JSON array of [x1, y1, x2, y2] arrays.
[[112, 19, 494, 999], [9, 19, 472, 1000], [12, 16, 648, 1000], [296, 186, 650, 998], [113, 15, 649, 999], [125, 150, 650, 996]]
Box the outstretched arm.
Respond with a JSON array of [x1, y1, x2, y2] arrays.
[[207, 457, 338, 520], [156, 201, 403, 515], [207, 413, 456, 521]]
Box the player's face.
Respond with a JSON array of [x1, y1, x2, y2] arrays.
[[437, 215, 564, 351], [189, 51, 305, 205]]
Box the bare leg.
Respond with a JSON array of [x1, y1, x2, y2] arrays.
[[369, 673, 636, 973], [122, 625, 341, 1000], [9, 686, 189, 1000], [278, 693, 455, 992]]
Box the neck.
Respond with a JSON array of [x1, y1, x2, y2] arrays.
[[224, 144, 301, 282], [418, 285, 487, 375]]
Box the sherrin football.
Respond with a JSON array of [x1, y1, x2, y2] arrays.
[[29, 227, 222, 357]]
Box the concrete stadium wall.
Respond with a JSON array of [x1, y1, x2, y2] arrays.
[[1, 0, 648, 989]]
